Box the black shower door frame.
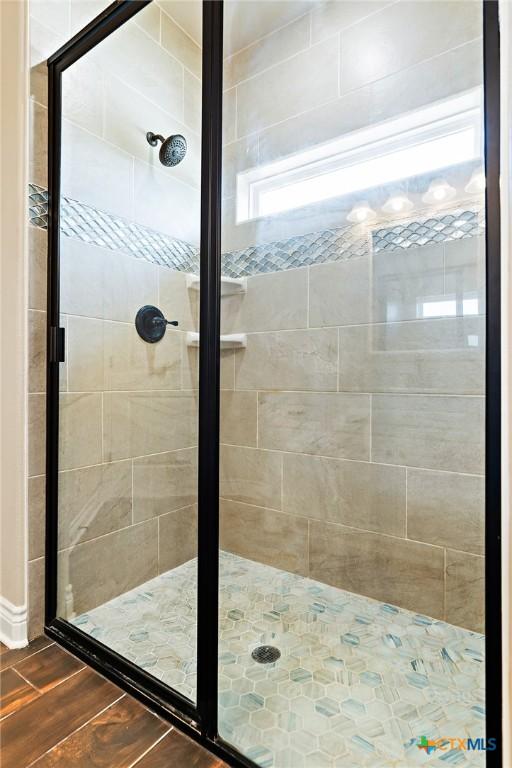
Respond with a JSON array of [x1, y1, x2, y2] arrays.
[[43, 2, 503, 766]]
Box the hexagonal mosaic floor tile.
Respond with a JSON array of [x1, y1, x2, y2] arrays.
[[73, 552, 485, 768]]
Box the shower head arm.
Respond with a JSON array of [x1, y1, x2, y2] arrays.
[[146, 131, 165, 147]]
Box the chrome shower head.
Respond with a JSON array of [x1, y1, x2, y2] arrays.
[[146, 131, 187, 167]]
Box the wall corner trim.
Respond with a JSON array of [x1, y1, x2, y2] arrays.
[[0, 596, 28, 649]]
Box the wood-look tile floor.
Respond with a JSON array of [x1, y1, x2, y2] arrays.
[[0, 637, 227, 768]]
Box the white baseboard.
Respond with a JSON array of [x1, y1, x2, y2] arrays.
[[0, 595, 28, 648]]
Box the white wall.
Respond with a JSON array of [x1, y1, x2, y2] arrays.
[[0, 0, 29, 648]]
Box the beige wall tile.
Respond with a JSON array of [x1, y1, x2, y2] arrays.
[[158, 505, 198, 572], [133, 160, 200, 244], [221, 499, 308, 575], [28, 393, 46, 477], [103, 320, 182, 391], [259, 392, 370, 460], [135, 1, 161, 42], [28, 226, 47, 311], [30, 0, 70, 37], [91, 18, 184, 122], [283, 454, 405, 536], [235, 329, 338, 392], [372, 244, 444, 323], [60, 239, 105, 319], [58, 461, 132, 550], [222, 137, 259, 199], [28, 475, 45, 561], [62, 56, 103, 137], [133, 448, 197, 522], [159, 268, 198, 332], [224, 14, 309, 89], [58, 520, 158, 616], [223, 87, 237, 145], [184, 69, 201, 134], [221, 268, 308, 334], [67, 316, 104, 392], [444, 237, 486, 316], [103, 251, 158, 323], [28, 557, 45, 641], [29, 100, 47, 187], [29, 17, 59, 106], [104, 250, 159, 324], [60, 393, 103, 470], [236, 37, 339, 137], [340, 0, 481, 94], [309, 521, 445, 618], [183, 346, 234, 391], [408, 470, 484, 556], [220, 445, 282, 509], [103, 390, 197, 461], [339, 317, 485, 395], [29, 310, 46, 393], [220, 391, 257, 447], [445, 550, 484, 632], [69, 0, 110, 36], [258, 40, 482, 167], [161, 10, 201, 77], [61, 120, 133, 219], [311, 1, 391, 43], [372, 394, 484, 474], [104, 76, 200, 191], [62, 243, 158, 325], [309, 259, 370, 327]]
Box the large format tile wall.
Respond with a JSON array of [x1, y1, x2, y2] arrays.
[[27, 0, 203, 637], [219, 0, 485, 632], [219, 235, 486, 633]]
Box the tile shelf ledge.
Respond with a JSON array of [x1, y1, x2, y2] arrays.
[[186, 274, 247, 296], [186, 332, 247, 349]]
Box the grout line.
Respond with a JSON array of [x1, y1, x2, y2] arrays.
[[369, 394, 372, 461], [338, 31, 342, 98], [25, 693, 126, 768], [1, 641, 55, 671], [131, 459, 134, 526], [443, 547, 447, 621], [7, 667, 39, 693], [336, 327, 340, 393], [128, 727, 173, 768], [27, 664, 86, 696], [405, 467, 408, 538], [230, 36, 481, 142], [225, 9, 311, 64], [57, 503, 198, 556]]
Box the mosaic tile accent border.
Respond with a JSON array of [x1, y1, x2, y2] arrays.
[[373, 209, 484, 253], [29, 184, 484, 277], [73, 551, 486, 768], [28, 183, 200, 273], [221, 226, 369, 278]]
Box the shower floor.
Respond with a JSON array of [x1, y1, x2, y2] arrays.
[[72, 551, 485, 768]]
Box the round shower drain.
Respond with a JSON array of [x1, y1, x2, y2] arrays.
[[251, 645, 281, 664]]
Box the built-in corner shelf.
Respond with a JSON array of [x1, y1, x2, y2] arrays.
[[186, 332, 247, 349], [186, 274, 247, 296]]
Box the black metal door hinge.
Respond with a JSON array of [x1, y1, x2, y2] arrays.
[[49, 326, 65, 363]]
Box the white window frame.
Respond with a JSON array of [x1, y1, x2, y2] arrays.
[[236, 89, 483, 223]]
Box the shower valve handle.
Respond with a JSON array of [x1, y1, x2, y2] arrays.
[[135, 305, 178, 343]]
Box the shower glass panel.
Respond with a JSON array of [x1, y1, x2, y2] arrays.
[[56, 1, 202, 703], [219, 1, 486, 765]]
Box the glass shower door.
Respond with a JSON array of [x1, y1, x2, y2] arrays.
[[218, 1, 487, 765], [55, 0, 202, 704]]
